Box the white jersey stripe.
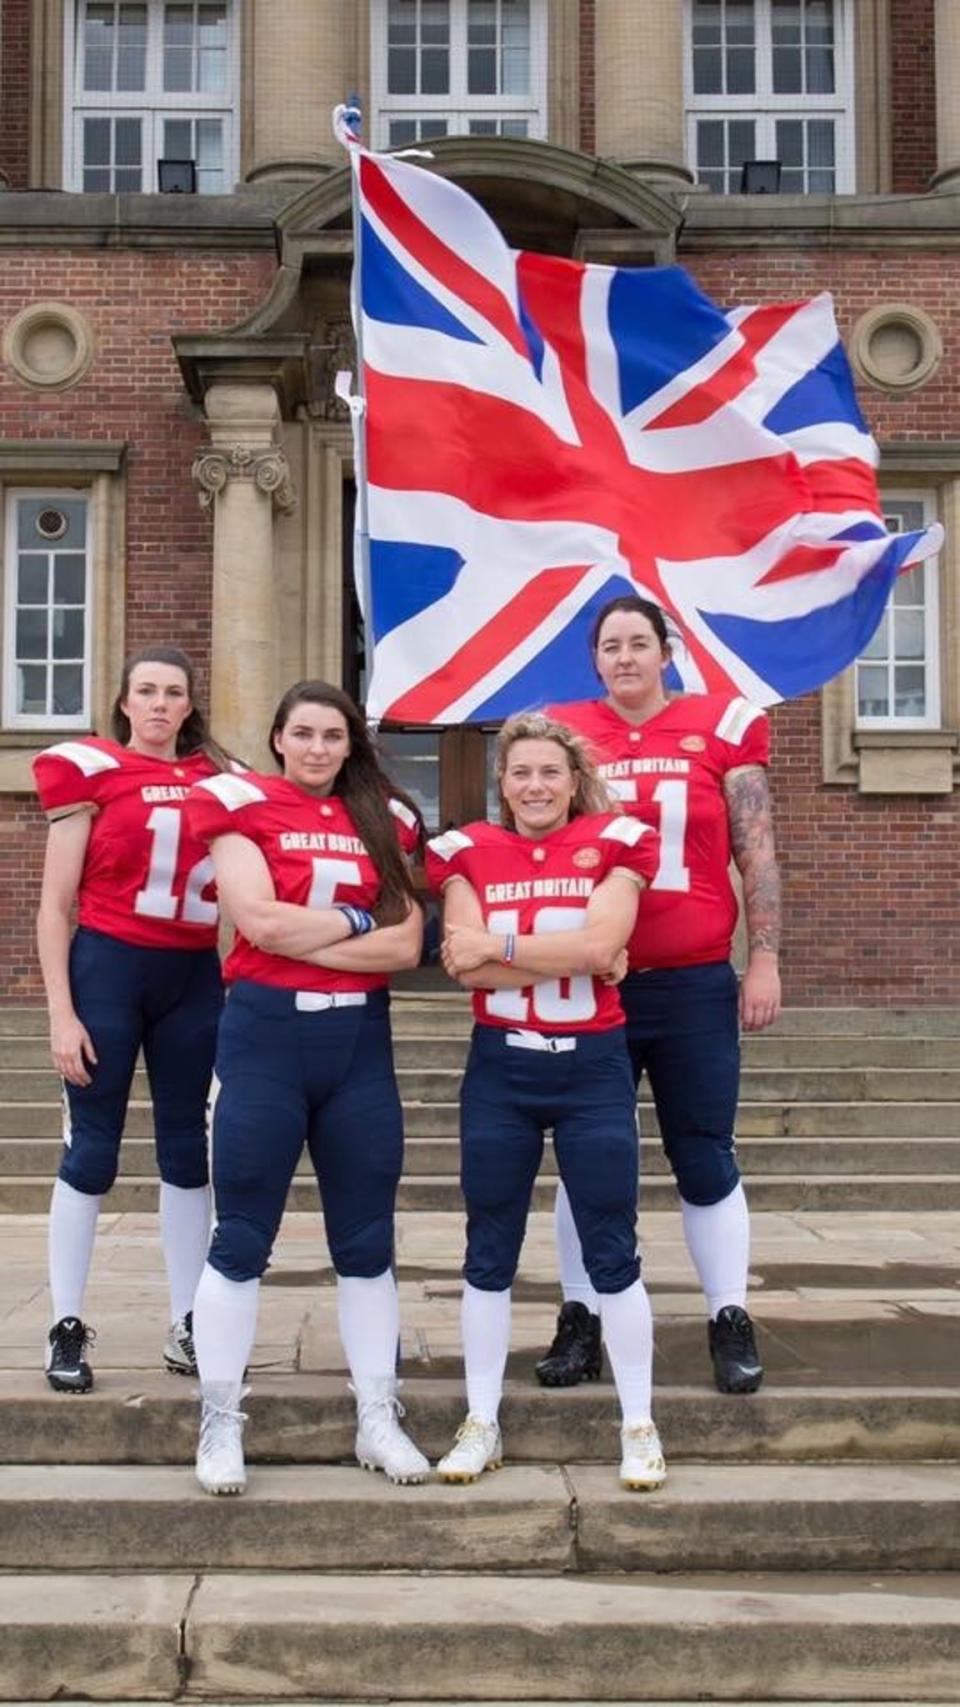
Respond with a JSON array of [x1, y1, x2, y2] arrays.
[[714, 697, 764, 747], [196, 774, 267, 811], [44, 741, 120, 777], [388, 796, 418, 831], [427, 828, 474, 862], [599, 816, 649, 846]]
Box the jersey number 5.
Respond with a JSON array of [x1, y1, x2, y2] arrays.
[[135, 807, 217, 925], [484, 907, 596, 1025]]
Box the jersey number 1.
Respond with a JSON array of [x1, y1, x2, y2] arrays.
[[612, 777, 691, 893], [135, 807, 217, 925]]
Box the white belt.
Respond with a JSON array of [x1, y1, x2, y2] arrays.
[[505, 1029, 577, 1054], [295, 991, 367, 1012]]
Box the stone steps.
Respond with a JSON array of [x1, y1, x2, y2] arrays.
[[1, 1376, 957, 1465], [3, 1033, 958, 1070], [3, 1133, 960, 1178], [5, 1170, 960, 1214], [1, 1571, 957, 1703], [1, 1461, 958, 1574]]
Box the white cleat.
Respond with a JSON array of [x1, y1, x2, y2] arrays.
[[352, 1379, 431, 1485], [436, 1415, 503, 1484], [619, 1420, 666, 1491], [163, 1311, 197, 1377], [196, 1383, 248, 1496]]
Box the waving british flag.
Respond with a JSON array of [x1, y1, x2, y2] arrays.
[[339, 127, 942, 722]]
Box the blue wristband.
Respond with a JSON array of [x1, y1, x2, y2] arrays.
[[333, 903, 376, 937]]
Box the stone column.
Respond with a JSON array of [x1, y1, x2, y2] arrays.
[[243, 0, 350, 182], [933, 0, 960, 187], [593, 0, 691, 184], [193, 384, 296, 769]]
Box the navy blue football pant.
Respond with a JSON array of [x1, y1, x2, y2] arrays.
[[621, 961, 741, 1207], [207, 983, 404, 1283], [461, 1024, 641, 1295], [60, 927, 222, 1196]]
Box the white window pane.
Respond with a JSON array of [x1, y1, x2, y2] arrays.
[[422, 47, 450, 92], [53, 608, 86, 660], [388, 118, 418, 145], [468, 118, 498, 135], [859, 611, 888, 662], [420, 118, 449, 137], [698, 119, 725, 168], [18, 666, 49, 717], [857, 665, 889, 719], [83, 116, 112, 166], [894, 608, 926, 661], [196, 117, 223, 167], [727, 47, 755, 93], [421, 0, 449, 43], [164, 117, 192, 155], [468, 0, 496, 43], [468, 46, 497, 93], [388, 48, 417, 92], [116, 3, 147, 90], [501, 117, 528, 137], [54, 556, 87, 604], [894, 665, 926, 717], [115, 116, 142, 165], [894, 563, 925, 606], [18, 557, 48, 605], [115, 166, 142, 190], [198, 3, 227, 92], [777, 119, 803, 165], [83, 3, 116, 91], [53, 666, 85, 716], [17, 609, 49, 661]]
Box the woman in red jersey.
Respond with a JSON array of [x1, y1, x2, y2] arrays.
[[540, 593, 782, 1396], [184, 681, 427, 1497], [427, 712, 666, 1491], [34, 646, 233, 1394]]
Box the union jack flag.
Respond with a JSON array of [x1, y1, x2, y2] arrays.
[[339, 128, 942, 723]]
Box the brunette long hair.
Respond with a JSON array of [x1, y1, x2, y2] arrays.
[[268, 681, 422, 926], [495, 711, 615, 830], [110, 646, 235, 771]]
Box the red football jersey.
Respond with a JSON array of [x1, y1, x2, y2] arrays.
[[33, 737, 220, 951], [184, 771, 420, 992], [426, 812, 660, 1033], [546, 695, 769, 970]]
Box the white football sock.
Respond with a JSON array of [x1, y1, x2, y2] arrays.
[[337, 1270, 400, 1385], [192, 1262, 259, 1386], [598, 1276, 654, 1427], [554, 1180, 600, 1313], [462, 1281, 511, 1424], [48, 1177, 102, 1323], [159, 1182, 212, 1320], [680, 1181, 751, 1317]]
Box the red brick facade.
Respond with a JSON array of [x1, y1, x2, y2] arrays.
[[0, 247, 274, 999], [890, 0, 938, 193], [0, 0, 31, 189]]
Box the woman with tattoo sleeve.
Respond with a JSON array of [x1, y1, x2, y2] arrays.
[[539, 593, 782, 1396]]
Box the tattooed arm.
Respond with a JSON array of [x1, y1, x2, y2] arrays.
[[723, 763, 782, 1033]]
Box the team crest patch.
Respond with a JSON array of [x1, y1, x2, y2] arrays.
[[572, 846, 602, 869], [679, 735, 707, 753]]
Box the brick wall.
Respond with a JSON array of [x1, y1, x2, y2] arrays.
[[0, 245, 275, 999], [0, 0, 31, 188], [688, 245, 960, 1005], [578, 0, 595, 156], [890, 0, 937, 192]]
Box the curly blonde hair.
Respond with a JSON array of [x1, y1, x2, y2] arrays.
[[495, 712, 615, 830]]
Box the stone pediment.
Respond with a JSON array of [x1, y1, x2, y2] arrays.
[[175, 137, 684, 410]]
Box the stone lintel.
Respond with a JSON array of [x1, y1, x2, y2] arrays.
[[682, 193, 960, 251], [0, 441, 126, 474]]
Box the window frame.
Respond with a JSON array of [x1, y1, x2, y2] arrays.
[[854, 490, 942, 734], [370, 0, 549, 149], [683, 0, 856, 194], [2, 487, 95, 733], [64, 0, 240, 194]]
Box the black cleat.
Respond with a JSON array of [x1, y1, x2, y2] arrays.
[[45, 1316, 95, 1393], [535, 1301, 602, 1387], [709, 1305, 763, 1394]]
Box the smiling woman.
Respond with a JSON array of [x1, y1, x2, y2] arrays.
[[426, 711, 667, 1493], [32, 645, 234, 1397]]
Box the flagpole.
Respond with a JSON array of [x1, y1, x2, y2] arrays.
[[333, 101, 376, 712]]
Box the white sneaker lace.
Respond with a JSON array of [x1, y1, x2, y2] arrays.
[[199, 1391, 248, 1458]]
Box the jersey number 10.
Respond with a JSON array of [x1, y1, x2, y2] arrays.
[[484, 906, 595, 1025]]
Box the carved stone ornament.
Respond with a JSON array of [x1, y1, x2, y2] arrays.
[[191, 443, 297, 513], [305, 318, 356, 420]]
